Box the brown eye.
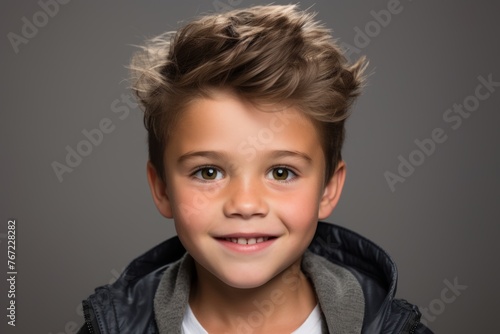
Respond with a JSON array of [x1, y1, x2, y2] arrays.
[[272, 168, 289, 180], [267, 167, 297, 182], [201, 168, 217, 179], [194, 167, 222, 181]]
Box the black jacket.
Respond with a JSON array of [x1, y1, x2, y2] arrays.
[[77, 222, 434, 333]]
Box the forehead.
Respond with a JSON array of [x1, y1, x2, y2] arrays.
[[166, 91, 322, 156]]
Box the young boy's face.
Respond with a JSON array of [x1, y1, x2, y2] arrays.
[[148, 90, 345, 289]]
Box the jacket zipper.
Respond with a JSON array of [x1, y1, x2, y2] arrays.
[[409, 319, 419, 334], [395, 299, 422, 334], [82, 300, 96, 334]]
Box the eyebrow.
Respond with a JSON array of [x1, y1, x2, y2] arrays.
[[268, 150, 313, 163], [177, 150, 312, 164], [177, 151, 228, 165]]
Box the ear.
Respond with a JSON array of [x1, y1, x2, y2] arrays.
[[318, 161, 346, 219], [146, 161, 173, 218]]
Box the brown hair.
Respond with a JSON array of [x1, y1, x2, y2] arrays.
[[129, 4, 367, 183]]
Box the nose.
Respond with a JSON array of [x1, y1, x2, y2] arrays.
[[223, 177, 269, 219]]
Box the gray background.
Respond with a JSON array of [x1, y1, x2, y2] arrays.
[[1, 0, 499, 333]]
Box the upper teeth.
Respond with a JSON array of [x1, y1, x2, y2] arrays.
[[225, 237, 269, 245]]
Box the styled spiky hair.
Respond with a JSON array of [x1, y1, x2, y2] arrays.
[[130, 4, 367, 182]]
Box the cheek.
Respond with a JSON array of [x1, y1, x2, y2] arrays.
[[169, 182, 205, 227], [274, 186, 322, 229], [170, 181, 222, 230]]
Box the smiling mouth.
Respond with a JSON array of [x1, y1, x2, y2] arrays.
[[223, 237, 273, 245]]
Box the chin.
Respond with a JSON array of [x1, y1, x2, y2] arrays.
[[217, 271, 275, 290]]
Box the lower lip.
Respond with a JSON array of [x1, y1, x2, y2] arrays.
[[216, 238, 277, 253]]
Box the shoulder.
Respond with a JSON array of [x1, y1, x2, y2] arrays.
[[78, 236, 188, 333], [308, 222, 434, 333]]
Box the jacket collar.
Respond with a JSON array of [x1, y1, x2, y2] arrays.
[[91, 222, 413, 333], [309, 222, 400, 331], [153, 249, 366, 334]]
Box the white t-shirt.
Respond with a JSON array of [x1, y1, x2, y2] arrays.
[[181, 303, 323, 334]]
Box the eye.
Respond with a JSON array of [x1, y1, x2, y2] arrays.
[[193, 166, 224, 181], [267, 167, 297, 182]]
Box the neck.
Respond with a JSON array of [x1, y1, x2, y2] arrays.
[[189, 257, 317, 333]]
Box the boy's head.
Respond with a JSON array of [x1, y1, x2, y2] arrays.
[[130, 4, 366, 288], [130, 4, 366, 185]]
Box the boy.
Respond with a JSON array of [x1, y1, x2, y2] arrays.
[[78, 4, 433, 334]]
